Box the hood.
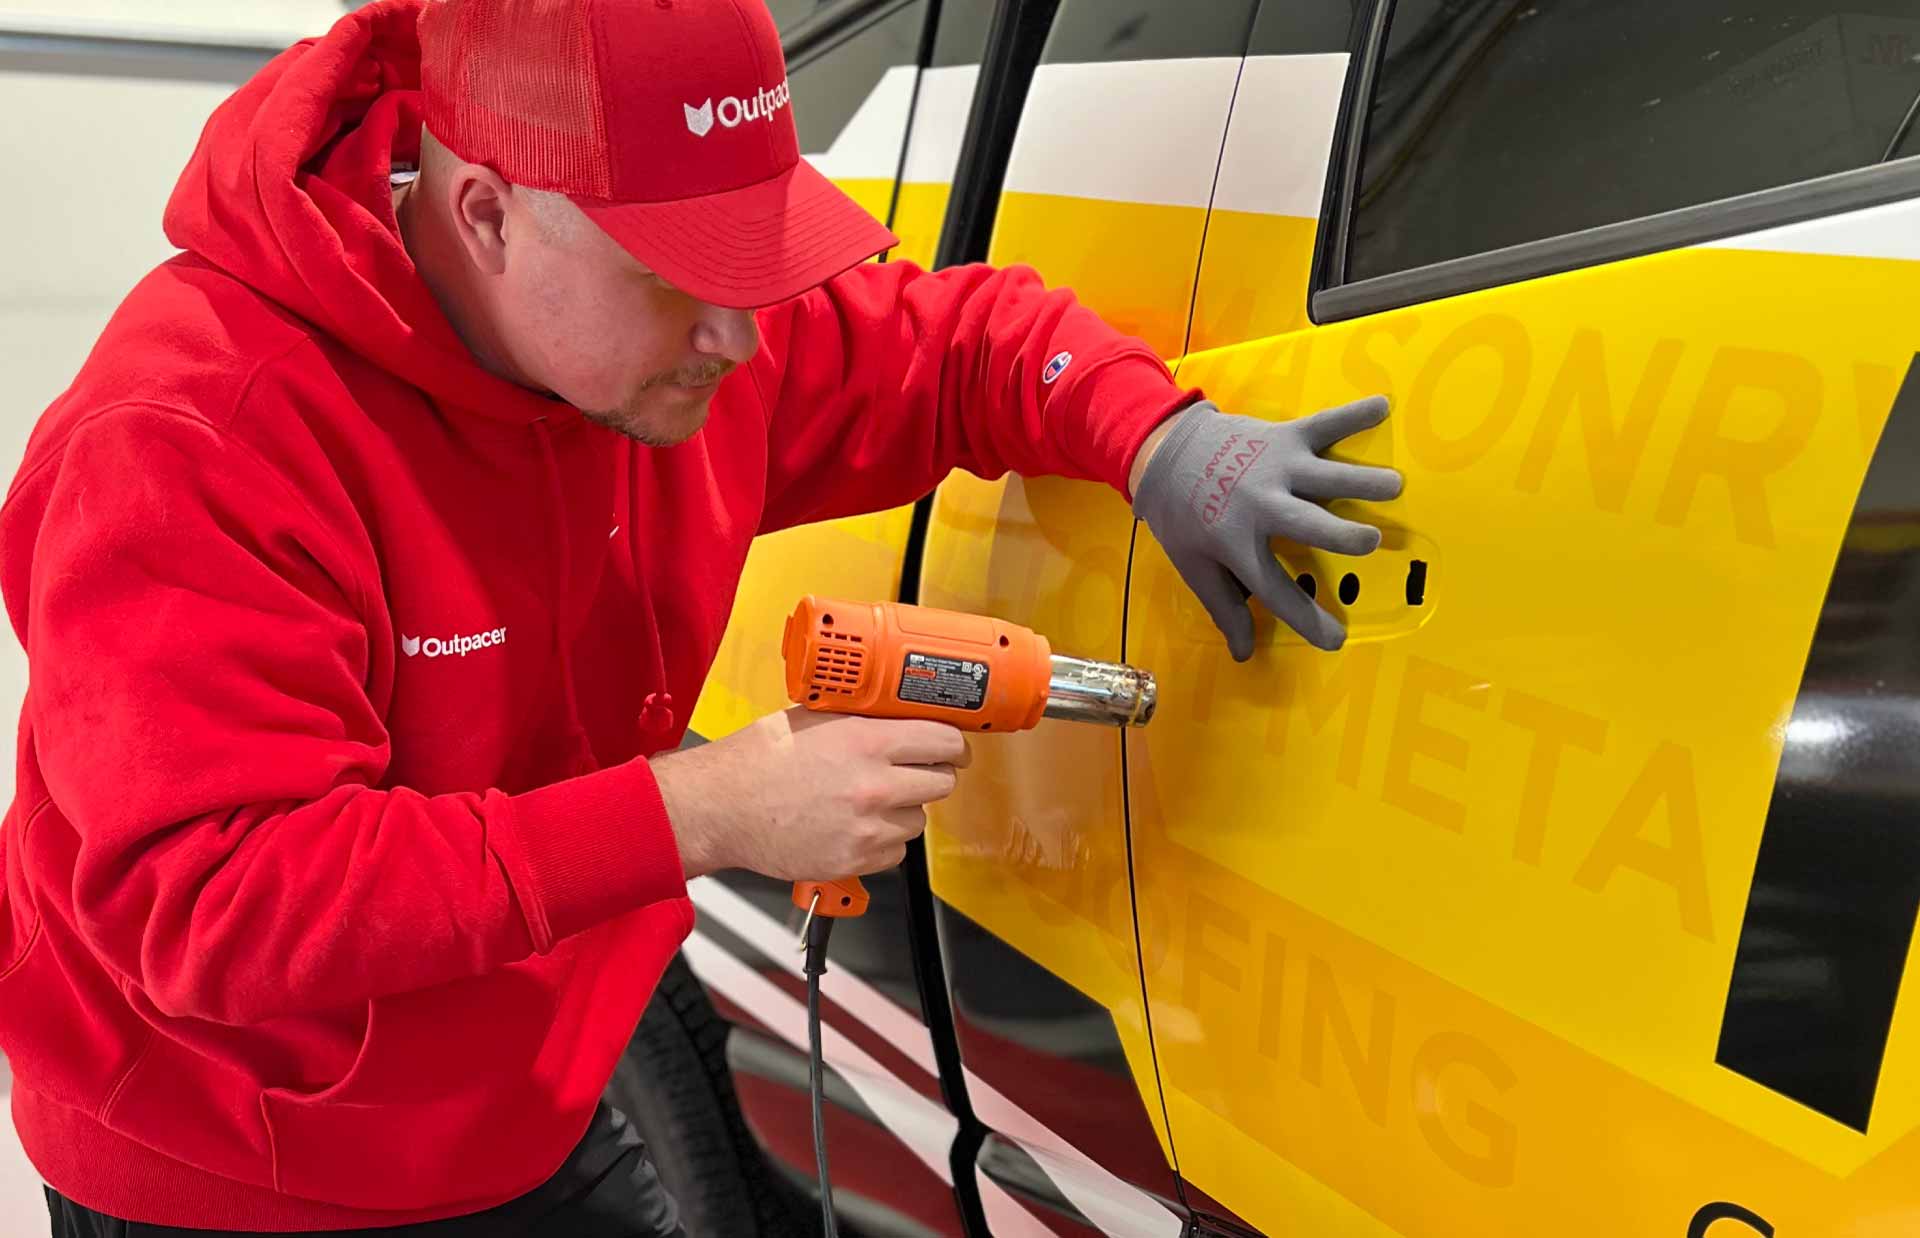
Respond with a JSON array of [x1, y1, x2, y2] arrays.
[[163, 0, 565, 426]]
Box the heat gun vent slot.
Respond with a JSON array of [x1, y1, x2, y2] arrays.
[[812, 643, 865, 697]]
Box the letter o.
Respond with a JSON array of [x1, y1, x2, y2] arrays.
[[1407, 314, 1531, 472]]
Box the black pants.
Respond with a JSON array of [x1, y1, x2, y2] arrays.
[[44, 1103, 686, 1237]]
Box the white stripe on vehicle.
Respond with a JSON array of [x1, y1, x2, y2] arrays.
[[1703, 192, 1920, 262], [901, 64, 984, 187], [963, 1082, 1183, 1238], [1209, 53, 1350, 219], [999, 58, 1243, 210], [690, 879, 1183, 1237], [679, 932, 1060, 1238], [804, 64, 920, 182], [805, 52, 1351, 216], [692, 880, 943, 1074]]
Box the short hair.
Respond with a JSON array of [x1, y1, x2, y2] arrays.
[[419, 126, 583, 243]]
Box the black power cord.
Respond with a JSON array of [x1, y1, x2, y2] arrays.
[[802, 912, 839, 1238]]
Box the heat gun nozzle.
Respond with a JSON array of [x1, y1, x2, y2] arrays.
[[1043, 655, 1157, 728]]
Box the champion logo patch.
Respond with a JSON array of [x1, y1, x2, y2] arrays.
[[1042, 350, 1073, 385]]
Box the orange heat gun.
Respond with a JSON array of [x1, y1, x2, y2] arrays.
[[778, 595, 1157, 1236], [780, 594, 1158, 925]]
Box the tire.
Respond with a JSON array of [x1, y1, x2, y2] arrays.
[[605, 952, 817, 1238]]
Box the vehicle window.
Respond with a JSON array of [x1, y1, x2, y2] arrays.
[[1718, 377, 1920, 1133], [1349, 0, 1920, 283], [928, 0, 994, 67], [788, 1, 926, 163], [1247, 0, 1356, 54], [766, 0, 833, 32], [1043, 0, 1257, 61]]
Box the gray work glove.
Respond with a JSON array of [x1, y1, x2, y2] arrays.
[[1132, 396, 1401, 659]]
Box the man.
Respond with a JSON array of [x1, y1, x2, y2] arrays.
[[0, 0, 1400, 1234]]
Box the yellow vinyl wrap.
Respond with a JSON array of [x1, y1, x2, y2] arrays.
[[917, 179, 1216, 1169], [1129, 244, 1920, 1235], [889, 180, 954, 273], [1188, 209, 1320, 353], [985, 190, 1210, 359], [918, 465, 1174, 1160]]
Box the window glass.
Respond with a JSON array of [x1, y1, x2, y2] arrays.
[[1248, 0, 1355, 55], [1349, 0, 1920, 283], [930, 0, 994, 68], [1043, 0, 1256, 62], [766, 0, 833, 32], [789, 1, 926, 158]]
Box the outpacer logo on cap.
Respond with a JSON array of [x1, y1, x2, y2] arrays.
[[684, 79, 792, 137], [419, 0, 897, 308]]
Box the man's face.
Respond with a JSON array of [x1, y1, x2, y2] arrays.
[[498, 196, 761, 446]]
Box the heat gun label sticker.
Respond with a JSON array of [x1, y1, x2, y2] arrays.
[[898, 652, 989, 712]]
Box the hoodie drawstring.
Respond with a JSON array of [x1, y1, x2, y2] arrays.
[[533, 419, 596, 777]]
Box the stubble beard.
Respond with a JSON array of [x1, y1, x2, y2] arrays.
[[583, 359, 735, 446]]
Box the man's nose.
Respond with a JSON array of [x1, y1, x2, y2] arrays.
[[692, 305, 759, 365]]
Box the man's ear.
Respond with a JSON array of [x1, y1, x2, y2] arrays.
[[446, 163, 514, 276]]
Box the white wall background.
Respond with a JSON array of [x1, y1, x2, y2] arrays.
[[0, 1, 350, 39], [0, 9, 337, 1227]]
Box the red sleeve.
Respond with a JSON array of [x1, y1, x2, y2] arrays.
[[749, 260, 1200, 534], [21, 407, 683, 1026]]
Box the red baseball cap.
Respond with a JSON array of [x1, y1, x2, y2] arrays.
[[418, 0, 899, 308]]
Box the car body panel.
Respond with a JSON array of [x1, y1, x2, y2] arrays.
[[916, 4, 1262, 1229], [918, 467, 1170, 1202], [1187, 52, 1350, 353], [1128, 211, 1920, 1234], [990, 54, 1244, 359]]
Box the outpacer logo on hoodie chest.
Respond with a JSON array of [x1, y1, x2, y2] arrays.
[[398, 624, 508, 660], [382, 582, 549, 796], [364, 413, 618, 799]]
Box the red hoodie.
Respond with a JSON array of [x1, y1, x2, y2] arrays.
[[0, 2, 1188, 1228]]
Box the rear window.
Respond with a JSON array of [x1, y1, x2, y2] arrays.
[[787, 1, 927, 158], [1349, 0, 1920, 282], [767, 0, 834, 33], [1042, 0, 1259, 62]]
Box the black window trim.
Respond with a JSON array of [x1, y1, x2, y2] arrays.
[[1311, 0, 1920, 324], [1309, 0, 1392, 300]]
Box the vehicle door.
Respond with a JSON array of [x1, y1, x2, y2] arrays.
[[914, 0, 1260, 1232], [1126, 1, 1920, 1233]]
